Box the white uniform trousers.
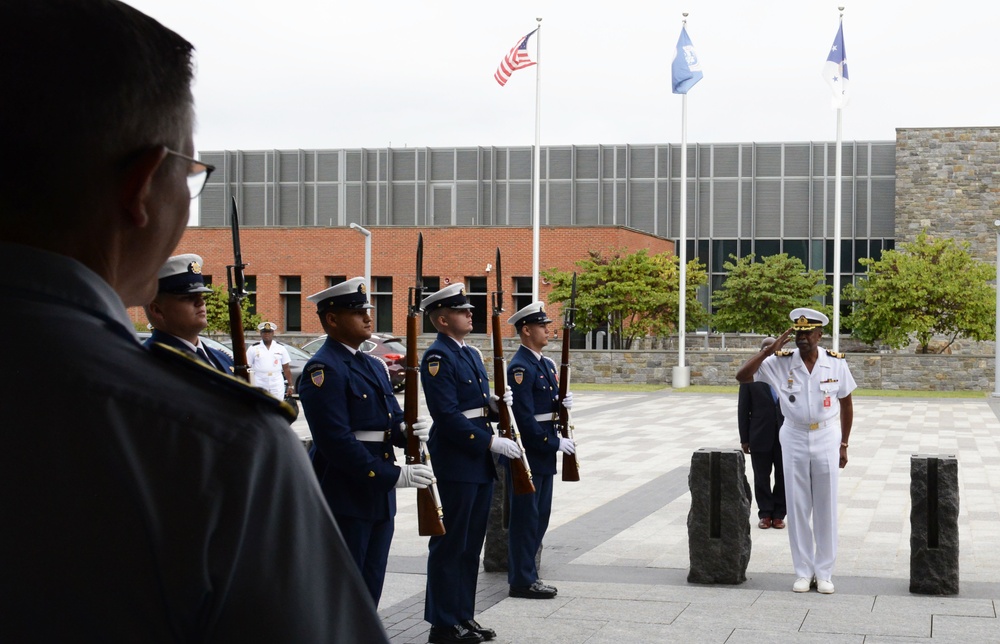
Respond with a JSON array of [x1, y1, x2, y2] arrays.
[[778, 420, 840, 580]]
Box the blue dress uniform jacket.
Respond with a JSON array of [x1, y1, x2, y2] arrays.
[[0, 243, 388, 643], [420, 334, 496, 484], [506, 345, 560, 587], [420, 333, 497, 628], [143, 329, 235, 374], [298, 338, 406, 603], [508, 346, 561, 475]]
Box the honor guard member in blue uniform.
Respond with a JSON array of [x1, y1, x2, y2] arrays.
[[736, 308, 856, 595], [143, 253, 234, 373], [420, 283, 518, 644], [0, 2, 388, 641], [506, 302, 575, 599], [738, 336, 787, 530], [298, 277, 434, 605]]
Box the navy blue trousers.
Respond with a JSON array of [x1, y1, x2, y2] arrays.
[[335, 514, 394, 604], [424, 480, 493, 627], [507, 470, 553, 587]]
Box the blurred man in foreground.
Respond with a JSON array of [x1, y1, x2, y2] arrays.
[[0, 2, 387, 641]]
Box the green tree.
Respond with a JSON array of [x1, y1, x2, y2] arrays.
[[843, 231, 995, 353], [543, 248, 709, 349], [711, 253, 830, 336], [204, 283, 262, 334]]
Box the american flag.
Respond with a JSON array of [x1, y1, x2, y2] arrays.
[[494, 29, 537, 87]]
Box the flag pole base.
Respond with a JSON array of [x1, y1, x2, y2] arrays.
[[672, 366, 691, 389]]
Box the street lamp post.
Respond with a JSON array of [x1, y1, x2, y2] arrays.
[[993, 220, 1000, 397], [350, 223, 372, 293]]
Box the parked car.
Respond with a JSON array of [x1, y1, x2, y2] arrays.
[[300, 333, 406, 392]]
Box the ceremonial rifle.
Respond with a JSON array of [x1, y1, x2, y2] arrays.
[[226, 196, 250, 382], [557, 272, 581, 482], [490, 248, 535, 495], [405, 234, 446, 536]]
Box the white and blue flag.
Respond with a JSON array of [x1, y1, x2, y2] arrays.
[[823, 22, 850, 109], [671, 26, 703, 94]]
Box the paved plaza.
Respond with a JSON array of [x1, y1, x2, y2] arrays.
[[294, 390, 1000, 642]]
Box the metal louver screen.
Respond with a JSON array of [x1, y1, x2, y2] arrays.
[[547, 182, 572, 225], [457, 184, 478, 225], [431, 149, 454, 181], [393, 149, 416, 179], [755, 146, 781, 177], [508, 183, 531, 224], [575, 182, 599, 225], [576, 147, 599, 178], [629, 182, 654, 232], [548, 148, 572, 180], [712, 181, 738, 236], [457, 149, 478, 181], [509, 149, 532, 181], [317, 152, 338, 182], [870, 178, 895, 236], [784, 180, 810, 236], [784, 145, 810, 177], [242, 154, 266, 182], [630, 147, 655, 179], [713, 146, 739, 178], [279, 185, 300, 225], [754, 181, 780, 236]]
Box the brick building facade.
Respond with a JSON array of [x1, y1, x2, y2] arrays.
[[129, 225, 673, 338]]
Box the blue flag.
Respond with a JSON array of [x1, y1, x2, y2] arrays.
[[823, 22, 850, 109], [671, 26, 703, 94]]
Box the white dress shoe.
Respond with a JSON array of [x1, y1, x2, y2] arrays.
[[816, 579, 835, 594], [792, 577, 812, 593]]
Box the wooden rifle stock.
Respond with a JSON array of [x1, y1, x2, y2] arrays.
[[491, 312, 535, 495], [405, 235, 445, 536], [557, 325, 580, 482]]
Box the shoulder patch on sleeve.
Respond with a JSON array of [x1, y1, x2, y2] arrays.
[[148, 342, 296, 421]]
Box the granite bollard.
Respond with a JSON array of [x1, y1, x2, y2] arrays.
[[687, 448, 752, 584], [910, 454, 959, 595]]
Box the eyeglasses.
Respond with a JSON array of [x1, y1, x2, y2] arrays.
[[165, 149, 215, 199]]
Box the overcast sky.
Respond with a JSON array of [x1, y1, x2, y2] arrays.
[[128, 0, 998, 153]]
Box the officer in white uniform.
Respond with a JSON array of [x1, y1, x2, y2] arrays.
[[735, 308, 855, 595], [246, 321, 293, 399]]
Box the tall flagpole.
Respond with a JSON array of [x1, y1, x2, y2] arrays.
[[672, 13, 692, 388], [532, 17, 543, 301], [831, 8, 845, 353]]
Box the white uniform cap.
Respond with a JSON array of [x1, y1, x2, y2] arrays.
[[306, 277, 374, 311], [507, 301, 552, 329], [789, 307, 829, 330], [421, 283, 474, 311], [258, 322, 279, 332], [156, 253, 213, 294]]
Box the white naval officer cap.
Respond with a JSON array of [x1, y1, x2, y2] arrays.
[[156, 253, 213, 294], [507, 301, 552, 330], [257, 321, 278, 332], [307, 277, 374, 312], [789, 307, 829, 330], [421, 283, 474, 311]]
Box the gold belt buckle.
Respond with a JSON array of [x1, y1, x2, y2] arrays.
[[809, 422, 819, 430]]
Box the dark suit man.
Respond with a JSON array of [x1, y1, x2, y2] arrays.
[[298, 277, 433, 604], [506, 302, 574, 599], [143, 253, 234, 373], [738, 337, 786, 529], [420, 283, 519, 644]]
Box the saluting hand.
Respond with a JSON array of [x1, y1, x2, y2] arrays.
[[772, 327, 794, 352]]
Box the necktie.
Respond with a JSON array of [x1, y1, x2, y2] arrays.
[[196, 346, 213, 367]]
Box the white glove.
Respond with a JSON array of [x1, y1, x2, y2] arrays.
[[488, 385, 513, 413], [559, 391, 574, 410], [489, 436, 522, 459], [402, 416, 432, 442], [395, 463, 435, 489], [558, 438, 576, 455]]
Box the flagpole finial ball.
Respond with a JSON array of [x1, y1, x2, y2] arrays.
[[682, 12, 689, 17], [839, 6, 845, 11]]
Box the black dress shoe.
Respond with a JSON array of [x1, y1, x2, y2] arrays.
[[428, 624, 484, 644], [461, 619, 496, 641], [509, 580, 558, 599]]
